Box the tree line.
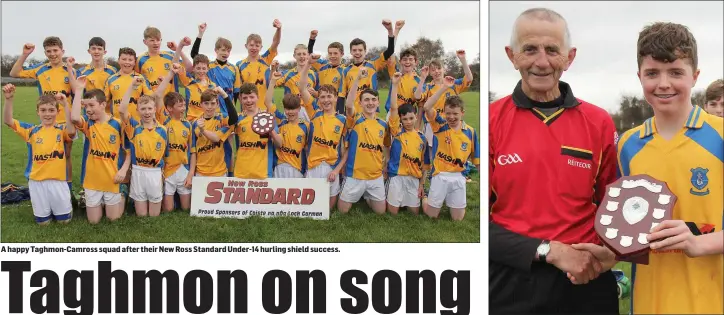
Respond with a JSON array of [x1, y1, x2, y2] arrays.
[[1, 36, 481, 91]]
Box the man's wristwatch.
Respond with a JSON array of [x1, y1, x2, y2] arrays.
[[536, 240, 551, 263]]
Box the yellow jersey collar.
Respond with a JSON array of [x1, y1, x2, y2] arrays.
[[640, 106, 705, 138]]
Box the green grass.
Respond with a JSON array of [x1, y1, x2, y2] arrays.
[[1, 87, 481, 243]]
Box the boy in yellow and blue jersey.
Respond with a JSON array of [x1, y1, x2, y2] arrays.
[[189, 22, 242, 103], [235, 20, 282, 108], [9, 37, 77, 195], [385, 50, 422, 114], [276, 44, 319, 119], [606, 22, 723, 315], [118, 78, 168, 217], [70, 78, 130, 224], [104, 48, 154, 121], [76, 37, 118, 102], [176, 54, 222, 121], [338, 68, 389, 215], [266, 72, 309, 178], [306, 31, 346, 113], [3, 85, 75, 225], [136, 27, 193, 96], [234, 83, 283, 179], [386, 72, 427, 215], [299, 60, 348, 209], [339, 19, 400, 116], [190, 88, 238, 177], [422, 76, 479, 221]]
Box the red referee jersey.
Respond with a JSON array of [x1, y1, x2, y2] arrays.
[[489, 81, 619, 245]]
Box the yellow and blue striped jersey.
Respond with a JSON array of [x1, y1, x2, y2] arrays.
[[618, 106, 723, 315], [16, 63, 73, 124], [278, 68, 319, 115], [340, 52, 389, 113], [9, 120, 74, 182], [208, 61, 241, 97], [192, 114, 231, 177], [104, 72, 153, 121], [421, 77, 472, 122], [74, 117, 126, 193], [385, 70, 421, 112], [276, 119, 309, 173], [156, 109, 192, 178], [177, 71, 220, 121], [427, 112, 479, 176], [233, 113, 276, 179], [136, 51, 179, 95], [236, 49, 277, 107], [387, 115, 427, 178], [76, 64, 118, 95], [124, 118, 168, 168], [344, 115, 388, 180], [311, 60, 345, 95], [307, 110, 346, 170]]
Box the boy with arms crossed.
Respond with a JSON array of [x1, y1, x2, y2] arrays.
[[421, 76, 479, 221], [233, 83, 283, 179], [118, 77, 169, 217], [575, 22, 723, 315], [266, 71, 309, 179], [191, 88, 238, 178], [299, 56, 348, 209], [70, 77, 130, 224], [338, 68, 389, 215], [3, 84, 75, 224], [386, 72, 427, 215]]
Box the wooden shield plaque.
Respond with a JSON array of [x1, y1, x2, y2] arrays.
[[251, 112, 275, 136], [594, 174, 676, 265]]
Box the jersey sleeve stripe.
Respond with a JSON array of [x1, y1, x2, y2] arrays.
[[684, 122, 724, 163], [618, 129, 653, 176]]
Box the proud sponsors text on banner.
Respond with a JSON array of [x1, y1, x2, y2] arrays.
[[190, 177, 330, 220]]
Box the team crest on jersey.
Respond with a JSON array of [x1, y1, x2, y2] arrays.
[[242, 126, 247, 132], [56, 134, 61, 143], [419, 143, 424, 152], [378, 130, 384, 138], [109, 135, 116, 144], [461, 142, 468, 152], [215, 126, 219, 131], [139, 139, 143, 147], [64, 77, 69, 84], [36, 137, 43, 144], [164, 64, 170, 70], [334, 126, 341, 134], [296, 135, 303, 143], [156, 142, 162, 151], [333, 77, 338, 83], [113, 85, 120, 91], [689, 167, 710, 196], [182, 130, 188, 138]]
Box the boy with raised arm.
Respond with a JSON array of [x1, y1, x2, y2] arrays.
[[236, 19, 282, 108], [421, 76, 479, 221], [70, 77, 130, 224], [276, 44, 318, 120], [9, 37, 77, 197], [337, 68, 389, 215], [117, 76, 168, 217], [299, 55, 348, 209], [306, 30, 346, 113], [233, 82, 283, 179], [339, 20, 400, 115], [189, 23, 242, 105], [266, 70, 309, 178], [104, 47, 153, 120], [191, 88, 238, 178], [3, 84, 75, 225], [386, 72, 427, 215], [176, 54, 222, 122], [136, 27, 193, 95]]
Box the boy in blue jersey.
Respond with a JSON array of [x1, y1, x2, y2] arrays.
[[571, 22, 723, 315]]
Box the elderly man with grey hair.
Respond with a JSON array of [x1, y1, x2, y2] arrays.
[[488, 8, 620, 314]]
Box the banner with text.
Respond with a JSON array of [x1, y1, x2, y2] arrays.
[[190, 177, 330, 220]]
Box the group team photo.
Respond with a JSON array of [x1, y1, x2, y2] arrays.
[[0, 1, 482, 244]]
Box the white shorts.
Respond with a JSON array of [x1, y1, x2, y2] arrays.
[[164, 166, 191, 196], [386, 175, 421, 208], [28, 179, 72, 223], [340, 176, 386, 203], [424, 123, 434, 147], [306, 162, 340, 196], [274, 163, 304, 178], [427, 172, 466, 209], [129, 165, 163, 203], [85, 189, 122, 208]]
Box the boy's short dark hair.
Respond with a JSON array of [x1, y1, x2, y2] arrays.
[[398, 103, 417, 117], [200, 89, 218, 103], [239, 83, 258, 96], [282, 94, 301, 110], [349, 38, 367, 51], [318, 84, 337, 96], [119, 47, 137, 61], [43, 36, 63, 49], [88, 37, 106, 49], [359, 89, 378, 101], [328, 42, 344, 54], [83, 89, 106, 103], [637, 22, 698, 71], [400, 49, 418, 60], [705, 79, 723, 103], [36, 95, 58, 110], [444, 95, 465, 111], [193, 54, 210, 67], [164, 92, 185, 108]]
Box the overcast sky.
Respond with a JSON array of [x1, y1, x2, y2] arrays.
[[489, 1, 723, 112], [2, 1, 479, 65]]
